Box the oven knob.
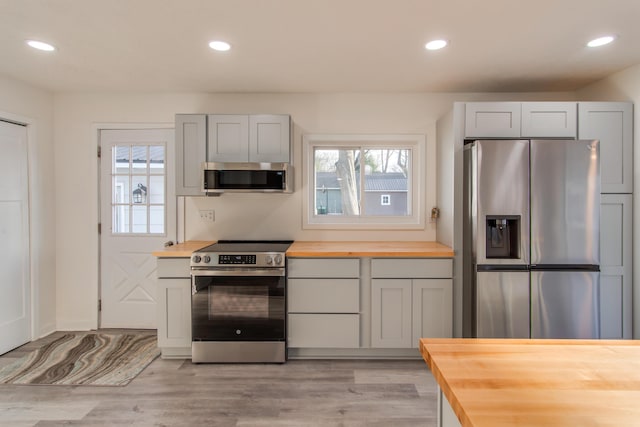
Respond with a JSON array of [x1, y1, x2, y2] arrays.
[[265, 255, 273, 265], [236, 329, 242, 335], [203, 255, 211, 264], [274, 254, 283, 265], [192, 255, 201, 263]]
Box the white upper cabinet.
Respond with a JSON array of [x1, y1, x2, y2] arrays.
[[249, 115, 291, 163], [175, 114, 207, 196], [208, 114, 290, 163], [521, 102, 577, 138], [207, 115, 250, 162], [578, 102, 633, 193], [465, 102, 521, 138]]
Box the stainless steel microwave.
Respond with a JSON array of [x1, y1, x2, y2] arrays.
[[202, 162, 292, 194]]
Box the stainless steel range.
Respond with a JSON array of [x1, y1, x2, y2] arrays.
[[190, 240, 292, 363]]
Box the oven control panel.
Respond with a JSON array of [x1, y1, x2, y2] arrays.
[[218, 254, 256, 264], [191, 252, 285, 267]]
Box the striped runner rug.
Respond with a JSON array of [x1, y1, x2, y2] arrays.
[[0, 332, 159, 386]]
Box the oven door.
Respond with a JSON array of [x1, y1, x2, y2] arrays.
[[191, 269, 285, 342]]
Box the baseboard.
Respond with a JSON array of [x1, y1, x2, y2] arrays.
[[55, 320, 97, 332]]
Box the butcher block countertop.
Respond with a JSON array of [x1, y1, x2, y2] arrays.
[[419, 338, 640, 427], [152, 241, 214, 257], [286, 241, 454, 257]]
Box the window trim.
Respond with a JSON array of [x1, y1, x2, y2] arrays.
[[302, 133, 426, 230]]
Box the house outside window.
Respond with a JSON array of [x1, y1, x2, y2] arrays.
[[303, 134, 425, 229]]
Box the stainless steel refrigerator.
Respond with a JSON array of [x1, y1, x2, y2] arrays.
[[462, 139, 600, 339]]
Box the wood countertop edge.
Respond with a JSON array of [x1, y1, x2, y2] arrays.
[[286, 250, 454, 257], [286, 241, 454, 258], [419, 340, 471, 427], [152, 241, 214, 257], [153, 240, 455, 258]]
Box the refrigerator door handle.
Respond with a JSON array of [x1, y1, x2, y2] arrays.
[[529, 264, 600, 272]]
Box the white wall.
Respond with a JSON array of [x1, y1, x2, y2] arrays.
[[0, 75, 56, 338], [55, 91, 578, 330], [577, 63, 640, 339]]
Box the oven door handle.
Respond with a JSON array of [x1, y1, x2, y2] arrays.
[[191, 268, 285, 277]]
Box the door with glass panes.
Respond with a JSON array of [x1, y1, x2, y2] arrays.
[[99, 128, 175, 328]]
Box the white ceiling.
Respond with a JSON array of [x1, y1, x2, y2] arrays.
[[2, 0, 640, 93]]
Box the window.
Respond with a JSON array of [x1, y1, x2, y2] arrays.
[[111, 144, 166, 234], [303, 134, 425, 229]]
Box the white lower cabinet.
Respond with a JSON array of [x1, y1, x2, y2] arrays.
[[371, 258, 453, 349], [287, 258, 361, 349], [156, 258, 192, 358], [371, 279, 453, 348], [157, 279, 191, 348]]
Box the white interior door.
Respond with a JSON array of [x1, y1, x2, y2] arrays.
[[100, 128, 175, 328], [0, 120, 30, 354]]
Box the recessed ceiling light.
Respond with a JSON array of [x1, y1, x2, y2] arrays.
[[209, 40, 231, 52], [425, 39, 448, 51], [26, 40, 56, 51], [587, 35, 616, 48]]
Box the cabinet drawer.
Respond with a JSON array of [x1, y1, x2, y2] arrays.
[[288, 258, 360, 278], [288, 314, 359, 348], [371, 258, 452, 278], [288, 279, 359, 313], [157, 258, 191, 278]]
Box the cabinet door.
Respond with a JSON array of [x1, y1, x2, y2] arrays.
[[521, 102, 577, 138], [371, 279, 412, 348], [157, 278, 192, 348], [207, 114, 249, 162], [175, 114, 206, 196], [578, 102, 633, 193], [412, 279, 453, 346], [465, 102, 521, 138], [600, 194, 632, 338], [249, 115, 290, 163]]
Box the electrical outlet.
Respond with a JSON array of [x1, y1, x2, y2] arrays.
[[199, 210, 215, 222]]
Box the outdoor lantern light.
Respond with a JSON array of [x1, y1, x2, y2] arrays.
[[133, 183, 147, 204]]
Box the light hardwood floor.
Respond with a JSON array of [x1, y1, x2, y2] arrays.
[[0, 331, 438, 426]]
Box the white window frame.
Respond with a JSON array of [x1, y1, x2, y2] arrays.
[[381, 194, 391, 206], [302, 133, 426, 229]]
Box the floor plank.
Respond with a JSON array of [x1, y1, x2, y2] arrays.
[[1, 331, 437, 426]]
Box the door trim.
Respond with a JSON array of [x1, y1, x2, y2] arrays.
[[94, 122, 174, 328]]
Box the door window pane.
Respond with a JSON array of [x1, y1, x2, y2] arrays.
[[113, 205, 130, 233], [149, 145, 165, 175], [113, 146, 130, 174], [149, 175, 164, 204], [132, 205, 147, 233], [149, 206, 164, 233], [131, 146, 148, 173], [113, 175, 130, 204]]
